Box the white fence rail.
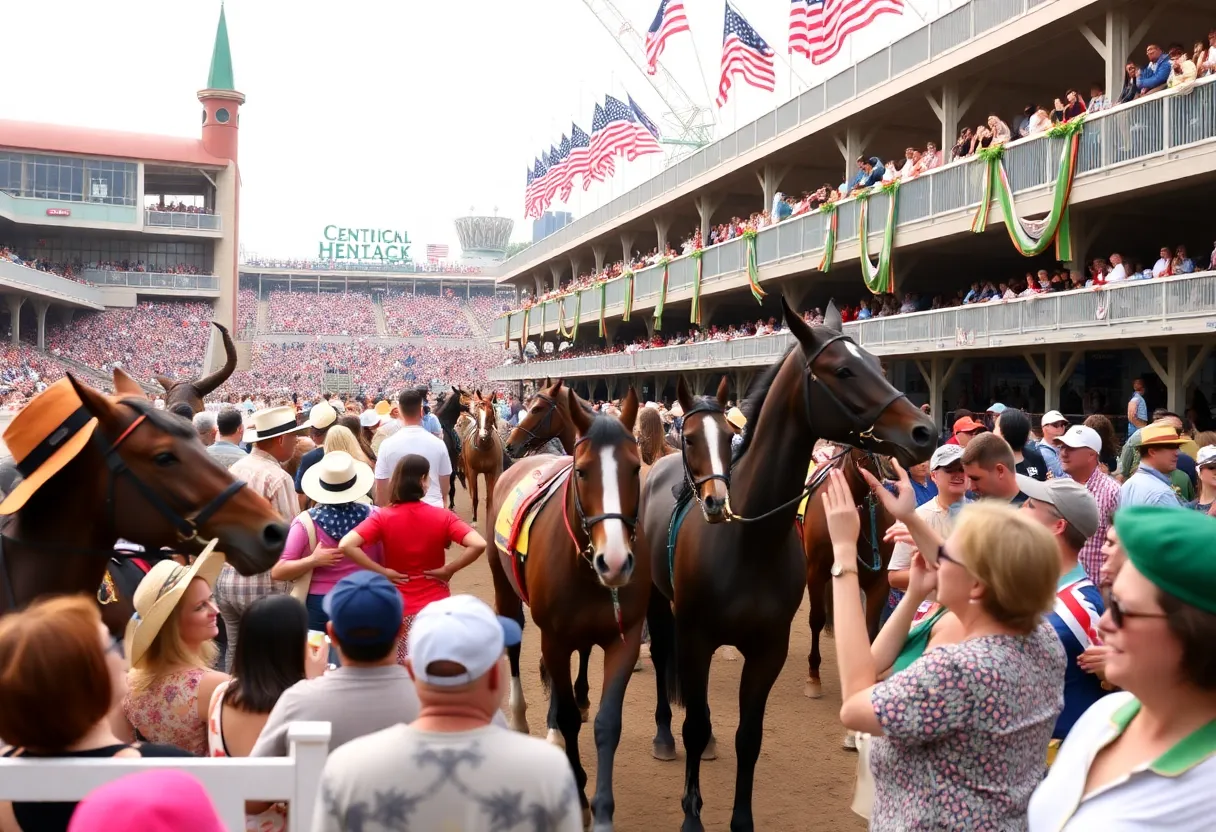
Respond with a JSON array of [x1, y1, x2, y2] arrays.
[[83, 269, 219, 291], [144, 210, 222, 231], [0, 722, 330, 832]]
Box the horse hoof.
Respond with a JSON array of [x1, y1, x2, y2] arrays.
[[592, 822, 614, 832], [843, 731, 858, 751], [579, 705, 590, 723], [718, 646, 738, 661], [652, 740, 678, 761], [804, 680, 824, 699], [546, 728, 566, 750], [701, 736, 718, 761]]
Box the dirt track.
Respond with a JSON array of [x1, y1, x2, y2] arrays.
[[450, 485, 865, 831]]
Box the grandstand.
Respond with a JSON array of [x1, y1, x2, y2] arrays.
[[488, 0, 1216, 432]]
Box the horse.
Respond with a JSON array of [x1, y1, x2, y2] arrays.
[[461, 392, 505, 527], [490, 388, 645, 831], [504, 377, 592, 459], [433, 387, 470, 510], [799, 448, 898, 700], [0, 369, 289, 639], [155, 321, 238, 416], [637, 298, 937, 832]]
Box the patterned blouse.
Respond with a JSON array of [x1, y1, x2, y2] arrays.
[[122, 668, 209, 757], [868, 622, 1065, 831]]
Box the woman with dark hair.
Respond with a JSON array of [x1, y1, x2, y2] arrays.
[[996, 409, 1049, 480], [636, 406, 674, 467], [1083, 414, 1121, 474], [340, 454, 487, 664], [1030, 507, 1216, 829]]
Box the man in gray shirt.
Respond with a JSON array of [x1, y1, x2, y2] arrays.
[[207, 408, 248, 469]]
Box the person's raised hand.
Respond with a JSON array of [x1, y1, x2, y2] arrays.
[[906, 550, 938, 600], [883, 520, 914, 548], [858, 458, 917, 521], [823, 469, 860, 548]]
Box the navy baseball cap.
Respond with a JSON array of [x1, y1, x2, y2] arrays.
[[322, 571, 403, 646]]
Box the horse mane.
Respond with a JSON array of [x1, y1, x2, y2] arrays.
[[733, 344, 797, 462], [120, 397, 194, 439], [434, 391, 462, 425]]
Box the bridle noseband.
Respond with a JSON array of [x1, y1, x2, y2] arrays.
[[679, 401, 734, 519], [563, 433, 639, 560]]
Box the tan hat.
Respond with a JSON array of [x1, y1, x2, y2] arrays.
[[1137, 422, 1187, 449], [125, 540, 226, 666], [301, 450, 374, 505], [725, 407, 747, 430], [0, 378, 98, 514], [308, 401, 338, 431], [248, 406, 309, 442], [374, 400, 392, 416]]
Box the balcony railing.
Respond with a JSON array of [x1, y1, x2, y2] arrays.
[[83, 269, 219, 291], [0, 259, 103, 307], [144, 210, 221, 231], [500, 0, 1063, 275], [490, 76, 1216, 343], [488, 272, 1216, 379]]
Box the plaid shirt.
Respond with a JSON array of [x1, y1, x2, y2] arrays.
[[219, 448, 295, 602], [1078, 467, 1120, 584]]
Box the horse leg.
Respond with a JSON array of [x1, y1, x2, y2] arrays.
[[542, 633, 591, 829], [729, 641, 789, 832], [647, 590, 677, 761], [806, 570, 828, 699], [677, 633, 714, 832], [575, 646, 592, 722], [487, 544, 529, 733], [590, 624, 643, 832], [468, 465, 479, 524]]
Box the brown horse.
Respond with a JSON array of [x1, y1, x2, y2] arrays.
[[0, 370, 288, 639], [491, 388, 645, 831], [505, 378, 592, 458], [461, 392, 504, 526], [156, 321, 238, 415], [800, 448, 897, 699], [637, 298, 937, 831]]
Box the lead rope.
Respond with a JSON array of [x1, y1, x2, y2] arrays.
[[862, 492, 882, 571]]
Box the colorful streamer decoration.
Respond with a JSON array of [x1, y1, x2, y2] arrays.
[[654, 258, 670, 331], [857, 185, 898, 295], [598, 282, 607, 338], [621, 271, 635, 322], [689, 249, 704, 325], [818, 204, 838, 273], [743, 231, 765, 303]]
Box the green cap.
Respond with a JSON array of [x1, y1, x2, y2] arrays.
[[1115, 506, 1216, 614]]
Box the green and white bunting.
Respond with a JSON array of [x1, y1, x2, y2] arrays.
[[858, 184, 898, 295], [654, 259, 670, 331], [689, 249, 704, 325], [621, 271, 634, 322], [818, 204, 838, 273], [743, 231, 765, 303]]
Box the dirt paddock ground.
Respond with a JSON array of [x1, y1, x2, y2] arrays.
[[449, 486, 866, 831]]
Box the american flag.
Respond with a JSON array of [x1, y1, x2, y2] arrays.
[[717, 3, 776, 108], [561, 123, 592, 201], [426, 244, 449, 261], [543, 135, 572, 206], [789, 0, 904, 66], [644, 0, 690, 75], [627, 95, 662, 159], [523, 162, 537, 218], [589, 99, 633, 180], [525, 153, 548, 218]]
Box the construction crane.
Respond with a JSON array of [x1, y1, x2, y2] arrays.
[[580, 0, 715, 163]]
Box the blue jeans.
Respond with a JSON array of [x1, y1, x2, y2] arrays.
[[306, 593, 340, 666]]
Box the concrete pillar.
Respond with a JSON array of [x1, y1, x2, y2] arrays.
[[698, 297, 720, 327], [620, 233, 636, 266], [757, 164, 792, 213], [549, 263, 564, 292], [834, 127, 865, 185], [592, 244, 608, 275], [532, 273, 545, 297], [733, 369, 755, 403], [925, 82, 984, 157], [569, 253, 584, 280], [603, 319, 618, 344], [915, 356, 962, 428], [644, 315, 656, 339], [5, 295, 24, 346], [606, 377, 619, 400], [33, 300, 50, 351], [1023, 351, 1082, 413], [694, 194, 723, 245], [514, 285, 522, 305], [654, 216, 672, 255], [58, 306, 75, 329]]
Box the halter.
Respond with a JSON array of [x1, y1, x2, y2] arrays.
[[678, 400, 733, 518], [801, 333, 907, 450], [512, 392, 560, 452]]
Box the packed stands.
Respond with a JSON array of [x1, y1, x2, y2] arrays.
[[237, 289, 258, 334], [43, 301, 211, 382], [466, 294, 511, 331], [381, 291, 471, 337], [0, 345, 73, 399], [265, 290, 378, 335]]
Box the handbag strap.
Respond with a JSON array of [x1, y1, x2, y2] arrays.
[[298, 511, 318, 552]]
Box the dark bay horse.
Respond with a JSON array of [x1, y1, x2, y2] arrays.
[[461, 393, 504, 527], [157, 321, 238, 415], [491, 388, 645, 831], [0, 370, 288, 639], [434, 387, 470, 510], [637, 298, 937, 832], [800, 448, 897, 699], [505, 378, 593, 458]]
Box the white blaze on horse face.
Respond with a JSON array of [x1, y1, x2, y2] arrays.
[[845, 340, 863, 360], [478, 406, 488, 441], [700, 416, 730, 508], [595, 445, 632, 581]]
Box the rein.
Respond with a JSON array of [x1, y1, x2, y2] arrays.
[[512, 392, 560, 454], [725, 446, 850, 524]]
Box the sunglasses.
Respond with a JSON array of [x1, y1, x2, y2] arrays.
[[1108, 596, 1168, 629], [935, 545, 960, 566]]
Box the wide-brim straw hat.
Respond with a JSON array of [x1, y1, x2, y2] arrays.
[[374, 400, 392, 416], [1137, 422, 1187, 448], [301, 450, 375, 505], [247, 405, 309, 442], [125, 540, 226, 667], [0, 378, 98, 515]]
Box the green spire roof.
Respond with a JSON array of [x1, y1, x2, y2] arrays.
[[206, 4, 235, 90]]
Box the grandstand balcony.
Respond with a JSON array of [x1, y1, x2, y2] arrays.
[[144, 209, 221, 232], [83, 269, 220, 296], [490, 79, 1216, 343], [488, 271, 1216, 381], [0, 257, 103, 309]]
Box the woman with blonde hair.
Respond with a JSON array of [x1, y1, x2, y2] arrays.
[[325, 423, 372, 465], [336, 415, 377, 464], [121, 542, 229, 757], [826, 463, 1065, 830], [636, 405, 675, 466]]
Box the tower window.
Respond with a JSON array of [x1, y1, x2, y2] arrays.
[[201, 109, 207, 124], [215, 108, 231, 124]]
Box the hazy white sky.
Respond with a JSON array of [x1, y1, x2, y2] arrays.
[[1, 0, 963, 259]]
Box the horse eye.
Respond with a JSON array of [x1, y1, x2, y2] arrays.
[[835, 367, 854, 379], [154, 452, 178, 467]]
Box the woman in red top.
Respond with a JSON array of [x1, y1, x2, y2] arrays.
[[339, 454, 486, 665]]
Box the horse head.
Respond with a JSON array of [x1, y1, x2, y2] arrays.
[[472, 393, 497, 445], [68, 370, 288, 574], [676, 375, 734, 523], [155, 322, 237, 416], [568, 386, 641, 588], [507, 378, 569, 456], [781, 296, 937, 466]]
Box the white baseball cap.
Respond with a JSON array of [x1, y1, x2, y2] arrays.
[[1198, 445, 1216, 468], [359, 409, 381, 428], [407, 595, 523, 687], [1041, 410, 1068, 427], [1058, 425, 1102, 454], [929, 444, 964, 470]]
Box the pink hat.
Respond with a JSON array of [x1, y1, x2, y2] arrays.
[[68, 770, 225, 832]]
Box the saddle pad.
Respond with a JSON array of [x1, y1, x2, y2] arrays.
[[796, 459, 821, 527], [494, 458, 573, 559], [666, 489, 695, 586]]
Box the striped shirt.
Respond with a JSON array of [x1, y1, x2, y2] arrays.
[[1077, 467, 1120, 584], [1047, 565, 1107, 739]]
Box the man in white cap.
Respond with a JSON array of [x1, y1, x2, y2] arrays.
[[312, 595, 581, 832], [1038, 410, 1069, 478], [887, 444, 968, 596], [1059, 425, 1120, 584]]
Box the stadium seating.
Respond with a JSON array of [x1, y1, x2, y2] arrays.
[[266, 290, 378, 335]]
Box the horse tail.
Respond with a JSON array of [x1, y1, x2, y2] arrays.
[[646, 590, 682, 707]]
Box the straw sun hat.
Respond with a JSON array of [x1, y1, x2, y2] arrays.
[[300, 451, 375, 505], [125, 539, 226, 667]]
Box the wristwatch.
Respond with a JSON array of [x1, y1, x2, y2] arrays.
[[831, 562, 858, 578]]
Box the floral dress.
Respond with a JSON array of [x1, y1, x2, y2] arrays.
[[868, 622, 1065, 831], [122, 668, 209, 756], [207, 680, 288, 832]]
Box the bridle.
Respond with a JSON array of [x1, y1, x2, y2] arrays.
[[0, 401, 246, 610], [512, 392, 561, 453], [469, 401, 495, 451], [801, 333, 907, 450], [678, 400, 733, 519], [561, 433, 639, 561]]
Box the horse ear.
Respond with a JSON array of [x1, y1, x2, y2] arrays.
[[618, 387, 639, 432], [155, 374, 174, 393], [676, 376, 695, 413], [781, 294, 820, 353], [715, 375, 729, 409], [552, 378, 565, 395], [67, 373, 123, 432], [114, 368, 147, 398], [569, 388, 593, 436], [823, 299, 843, 333]]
